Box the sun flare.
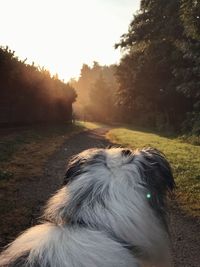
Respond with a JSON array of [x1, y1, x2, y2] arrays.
[[0, 0, 140, 81]]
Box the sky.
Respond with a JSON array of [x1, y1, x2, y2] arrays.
[[0, 0, 140, 81]]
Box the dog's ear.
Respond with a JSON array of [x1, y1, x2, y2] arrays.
[[63, 148, 102, 185], [136, 147, 175, 194], [134, 148, 175, 231], [64, 155, 86, 185]]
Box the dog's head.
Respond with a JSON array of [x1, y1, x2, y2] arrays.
[[65, 147, 174, 199], [64, 147, 174, 187], [45, 147, 174, 264], [61, 147, 175, 227]]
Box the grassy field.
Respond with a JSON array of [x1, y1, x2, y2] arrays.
[[107, 126, 200, 218]]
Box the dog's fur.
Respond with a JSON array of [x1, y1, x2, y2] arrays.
[[0, 147, 175, 267]]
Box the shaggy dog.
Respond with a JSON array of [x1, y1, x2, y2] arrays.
[[0, 147, 175, 267]]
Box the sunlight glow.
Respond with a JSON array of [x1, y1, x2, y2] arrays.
[[0, 0, 140, 81]]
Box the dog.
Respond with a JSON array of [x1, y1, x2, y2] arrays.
[[0, 147, 175, 267]]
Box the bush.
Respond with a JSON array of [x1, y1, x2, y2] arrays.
[[182, 112, 200, 135]]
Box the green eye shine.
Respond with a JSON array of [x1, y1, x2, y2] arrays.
[[146, 193, 151, 199]]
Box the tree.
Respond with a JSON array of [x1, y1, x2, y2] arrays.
[[176, 0, 200, 133], [0, 46, 76, 124], [115, 0, 199, 132], [88, 74, 114, 122], [72, 62, 118, 122]]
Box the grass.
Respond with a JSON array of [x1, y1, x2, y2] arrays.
[[179, 134, 200, 146], [0, 123, 84, 184], [76, 121, 107, 130], [107, 126, 200, 218]]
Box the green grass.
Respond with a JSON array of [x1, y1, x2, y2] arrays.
[[179, 134, 200, 146], [76, 121, 106, 130], [0, 136, 27, 162], [107, 126, 200, 218]]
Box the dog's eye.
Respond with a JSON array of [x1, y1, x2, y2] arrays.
[[146, 193, 151, 199]]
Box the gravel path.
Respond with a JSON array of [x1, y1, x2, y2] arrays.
[[1, 127, 200, 266]]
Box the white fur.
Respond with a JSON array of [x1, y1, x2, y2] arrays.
[[0, 224, 138, 267]]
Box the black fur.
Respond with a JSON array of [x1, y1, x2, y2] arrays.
[[135, 148, 175, 228], [64, 148, 106, 185]]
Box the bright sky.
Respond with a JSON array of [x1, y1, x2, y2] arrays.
[[0, 0, 140, 81]]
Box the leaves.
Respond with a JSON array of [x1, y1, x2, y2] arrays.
[[115, 0, 200, 133]]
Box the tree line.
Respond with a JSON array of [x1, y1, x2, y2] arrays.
[[115, 0, 200, 134], [72, 0, 199, 135], [0, 46, 76, 125], [71, 61, 119, 123]]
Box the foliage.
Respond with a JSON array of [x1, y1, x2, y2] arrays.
[[71, 62, 119, 123], [115, 0, 200, 134], [0, 46, 77, 124]]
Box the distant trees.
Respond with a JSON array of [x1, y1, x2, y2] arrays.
[[115, 0, 200, 133], [71, 62, 118, 123], [0, 46, 76, 125], [88, 74, 115, 122]]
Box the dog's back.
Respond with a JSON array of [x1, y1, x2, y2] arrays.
[[0, 223, 139, 267]]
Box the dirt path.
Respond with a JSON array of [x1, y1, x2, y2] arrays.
[[1, 127, 200, 266]]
